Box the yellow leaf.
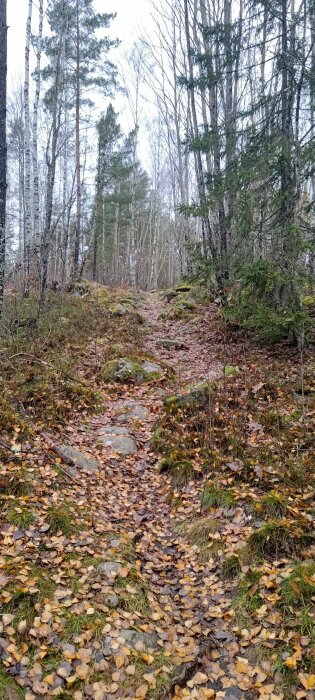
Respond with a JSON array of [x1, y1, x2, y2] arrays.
[[141, 653, 154, 664], [135, 684, 149, 698], [75, 663, 90, 680], [114, 654, 125, 669], [284, 656, 298, 669], [235, 657, 249, 673], [187, 672, 208, 687], [298, 673, 315, 690], [86, 607, 95, 615]]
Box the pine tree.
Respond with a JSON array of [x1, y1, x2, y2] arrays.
[[44, 0, 118, 281]]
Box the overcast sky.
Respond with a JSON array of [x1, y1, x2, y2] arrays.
[[7, 0, 150, 86]]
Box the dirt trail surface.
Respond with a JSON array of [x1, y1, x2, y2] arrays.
[[77, 293, 227, 699]]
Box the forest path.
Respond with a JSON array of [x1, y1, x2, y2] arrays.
[[73, 292, 234, 699], [2, 289, 315, 700]]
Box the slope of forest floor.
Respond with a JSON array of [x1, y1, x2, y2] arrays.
[[0, 283, 314, 700]]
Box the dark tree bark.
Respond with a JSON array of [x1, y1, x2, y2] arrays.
[[73, 0, 81, 281], [0, 0, 7, 317]]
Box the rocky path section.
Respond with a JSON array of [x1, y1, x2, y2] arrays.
[[57, 291, 237, 700]]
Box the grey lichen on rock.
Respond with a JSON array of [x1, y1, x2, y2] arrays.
[[57, 445, 99, 473], [116, 400, 149, 422], [102, 357, 163, 384], [99, 561, 121, 577], [101, 434, 137, 455]]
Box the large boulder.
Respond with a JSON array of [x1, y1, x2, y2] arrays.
[[102, 357, 163, 384]]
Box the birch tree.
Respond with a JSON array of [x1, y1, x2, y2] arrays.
[[23, 0, 33, 298], [0, 0, 7, 318]]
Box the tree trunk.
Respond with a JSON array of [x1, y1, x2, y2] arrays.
[[0, 0, 7, 318], [73, 0, 81, 280], [23, 0, 33, 298], [39, 22, 64, 308], [183, 0, 216, 262], [33, 0, 44, 281]]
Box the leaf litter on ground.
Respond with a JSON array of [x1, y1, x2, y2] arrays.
[[0, 282, 314, 699]]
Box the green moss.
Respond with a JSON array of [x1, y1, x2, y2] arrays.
[[164, 382, 213, 413], [256, 491, 288, 518], [249, 521, 313, 558], [202, 484, 235, 509], [108, 303, 129, 316], [45, 502, 80, 536], [280, 562, 315, 608], [6, 503, 35, 529], [175, 284, 192, 292], [102, 357, 162, 383], [222, 554, 241, 579], [233, 570, 263, 626], [302, 294, 315, 308], [0, 667, 24, 698], [224, 365, 240, 377], [62, 610, 107, 638]]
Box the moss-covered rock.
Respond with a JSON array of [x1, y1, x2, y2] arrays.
[[93, 287, 110, 303], [175, 284, 192, 293], [108, 303, 130, 317], [224, 365, 240, 377], [165, 289, 180, 303], [102, 357, 163, 383], [164, 382, 213, 412], [156, 338, 187, 350]]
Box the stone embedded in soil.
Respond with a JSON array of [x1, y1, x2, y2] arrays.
[[223, 687, 244, 700], [142, 360, 162, 375], [164, 382, 213, 411], [99, 561, 121, 576], [105, 593, 120, 609], [102, 357, 163, 384], [57, 445, 99, 473], [116, 400, 149, 422], [99, 426, 130, 436], [108, 303, 130, 316], [102, 630, 159, 657], [156, 337, 187, 350], [100, 434, 137, 455]]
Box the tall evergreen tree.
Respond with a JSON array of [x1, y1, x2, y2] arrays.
[[43, 0, 118, 281]]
